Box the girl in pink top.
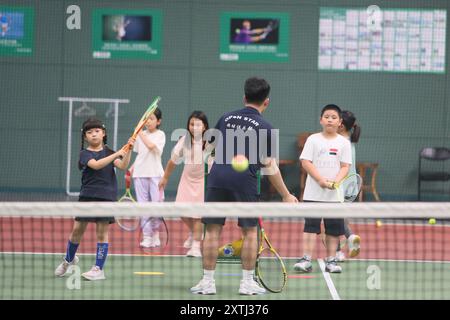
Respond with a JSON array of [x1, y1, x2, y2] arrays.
[[159, 111, 210, 257]]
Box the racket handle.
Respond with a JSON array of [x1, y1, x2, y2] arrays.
[[123, 143, 132, 152], [258, 217, 264, 228], [125, 170, 132, 188]]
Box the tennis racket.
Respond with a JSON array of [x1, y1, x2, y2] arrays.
[[333, 173, 363, 203], [123, 96, 161, 152], [116, 171, 169, 249], [120, 215, 169, 249], [117, 170, 139, 231], [266, 19, 279, 32], [139, 217, 169, 250], [255, 217, 287, 293]]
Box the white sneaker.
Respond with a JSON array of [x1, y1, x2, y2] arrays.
[[140, 236, 154, 248], [54, 256, 79, 277], [348, 234, 361, 258], [239, 279, 266, 295], [335, 250, 346, 262], [152, 234, 161, 247], [140, 234, 160, 248], [190, 278, 216, 295], [325, 257, 342, 273], [186, 246, 202, 257], [183, 234, 193, 249], [293, 256, 312, 273], [81, 266, 106, 281]]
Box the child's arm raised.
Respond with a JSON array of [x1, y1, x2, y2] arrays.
[[138, 131, 159, 152], [114, 138, 136, 170], [87, 149, 126, 170]]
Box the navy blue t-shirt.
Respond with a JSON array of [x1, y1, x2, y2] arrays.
[[79, 148, 118, 201], [207, 107, 277, 195]]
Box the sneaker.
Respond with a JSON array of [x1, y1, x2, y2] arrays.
[[335, 250, 346, 262], [190, 278, 216, 295], [293, 256, 312, 273], [140, 235, 160, 248], [325, 257, 342, 273], [183, 234, 193, 249], [140, 236, 154, 248], [54, 256, 79, 277], [186, 246, 202, 258], [81, 266, 106, 281], [348, 234, 361, 258], [239, 279, 266, 295], [152, 233, 161, 247]]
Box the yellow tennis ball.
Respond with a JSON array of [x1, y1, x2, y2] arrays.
[[231, 155, 249, 172], [429, 218, 436, 225], [376, 220, 382, 228]]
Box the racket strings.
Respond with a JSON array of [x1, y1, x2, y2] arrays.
[[257, 247, 286, 292]]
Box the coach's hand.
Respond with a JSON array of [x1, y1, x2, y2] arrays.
[[282, 193, 298, 203]]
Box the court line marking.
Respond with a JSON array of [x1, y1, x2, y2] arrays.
[[0, 251, 187, 258], [317, 258, 340, 300]]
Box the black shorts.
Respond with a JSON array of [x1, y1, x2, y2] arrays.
[[202, 188, 259, 228], [303, 200, 344, 236], [75, 196, 115, 224]]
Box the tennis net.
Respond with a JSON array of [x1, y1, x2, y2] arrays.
[[1, 201, 450, 300]]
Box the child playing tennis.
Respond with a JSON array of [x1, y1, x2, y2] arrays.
[[335, 110, 361, 261], [294, 104, 352, 274], [54, 118, 134, 280], [131, 108, 166, 248], [159, 111, 209, 257]]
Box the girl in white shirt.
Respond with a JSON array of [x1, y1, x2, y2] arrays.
[[131, 108, 166, 248]]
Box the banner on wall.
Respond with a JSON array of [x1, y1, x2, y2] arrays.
[[0, 6, 34, 56], [92, 8, 162, 59], [319, 7, 446, 73], [220, 12, 289, 62]]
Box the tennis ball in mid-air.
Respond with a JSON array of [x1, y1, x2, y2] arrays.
[[376, 220, 383, 228], [429, 218, 436, 225], [231, 155, 249, 172]]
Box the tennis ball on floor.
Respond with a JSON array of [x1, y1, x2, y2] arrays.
[[429, 218, 436, 225], [231, 155, 249, 172], [376, 220, 383, 228]]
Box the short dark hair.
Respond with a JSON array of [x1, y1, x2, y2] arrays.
[[321, 104, 342, 118], [153, 107, 162, 128], [244, 77, 270, 104]]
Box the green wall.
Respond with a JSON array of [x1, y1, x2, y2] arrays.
[[1, 0, 449, 200]]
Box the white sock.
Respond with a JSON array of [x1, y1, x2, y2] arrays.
[[192, 240, 201, 249], [203, 269, 215, 280], [242, 269, 254, 281]]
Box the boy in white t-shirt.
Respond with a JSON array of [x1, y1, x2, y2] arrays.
[[294, 104, 352, 273], [131, 108, 166, 248]]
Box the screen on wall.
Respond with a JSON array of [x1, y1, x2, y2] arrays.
[[92, 8, 161, 60], [318, 7, 446, 73], [0, 6, 34, 56], [220, 12, 289, 62]]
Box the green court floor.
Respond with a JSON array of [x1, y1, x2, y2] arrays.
[[2, 254, 450, 300]]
